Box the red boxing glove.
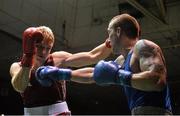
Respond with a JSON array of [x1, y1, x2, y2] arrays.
[[21, 27, 43, 67], [105, 39, 112, 48], [23, 27, 43, 55]]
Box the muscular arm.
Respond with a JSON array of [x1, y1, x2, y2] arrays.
[[10, 63, 31, 93], [71, 67, 95, 84], [51, 51, 72, 67], [131, 40, 166, 91], [64, 42, 112, 67]]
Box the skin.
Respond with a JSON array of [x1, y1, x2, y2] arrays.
[[64, 41, 112, 67]]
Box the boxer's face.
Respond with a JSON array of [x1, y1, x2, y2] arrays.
[[107, 27, 124, 54], [35, 40, 53, 63]]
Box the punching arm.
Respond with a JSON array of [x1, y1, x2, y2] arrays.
[[35, 66, 95, 86], [71, 67, 95, 84], [63, 39, 112, 67]]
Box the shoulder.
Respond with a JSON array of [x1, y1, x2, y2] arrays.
[[134, 39, 161, 57], [10, 62, 21, 77], [135, 39, 160, 50], [10, 62, 21, 70], [115, 55, 124, 65], [51, 51, 73, 67]]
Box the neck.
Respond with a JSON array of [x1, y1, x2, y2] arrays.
[[122, 38, 138, 58]]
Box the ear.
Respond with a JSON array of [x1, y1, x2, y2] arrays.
[[116, 27, 121, 37]]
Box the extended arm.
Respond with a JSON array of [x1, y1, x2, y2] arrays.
[[35, 66, 95, 86], [71, 67, 95, 84], [64, 41, 112, 67]]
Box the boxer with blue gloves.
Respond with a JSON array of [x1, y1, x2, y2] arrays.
[[91, 14, 172, 115], [61, 14, 173, 115]]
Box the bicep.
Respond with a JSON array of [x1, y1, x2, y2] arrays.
[[132, 55, 166, 91], [131, 40, 166, 91], [52, 51, 73, 67], [63, 43, 112, 67], [139, 49, 166, 76], [135, 40, 166, 75]]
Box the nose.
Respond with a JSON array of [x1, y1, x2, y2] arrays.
[[41, 48, 48, 56]]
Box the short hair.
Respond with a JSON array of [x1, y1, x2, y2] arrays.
[[109, 13, 141, 38], [37, 26, 55, 44]]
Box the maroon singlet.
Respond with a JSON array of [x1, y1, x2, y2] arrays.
[[21, 55, 66, 108]]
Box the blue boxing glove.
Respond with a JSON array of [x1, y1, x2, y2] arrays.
[[93, 60, 132, 86], [93, 60, 120, 85], [35, 66, 72, 87]]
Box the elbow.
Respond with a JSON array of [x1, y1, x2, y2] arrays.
[[147, 72, 165, 91], [14, 87, 25, 93], [132, 71, 166, 91], [11, 84, 25, 93], [11, 79, 26, 93], [156, 75, 166, 91]]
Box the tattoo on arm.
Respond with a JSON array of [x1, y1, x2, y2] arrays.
[[137, 40, 158, 58], [135, 40, 166, 74], [151, 63, 165, 74]]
